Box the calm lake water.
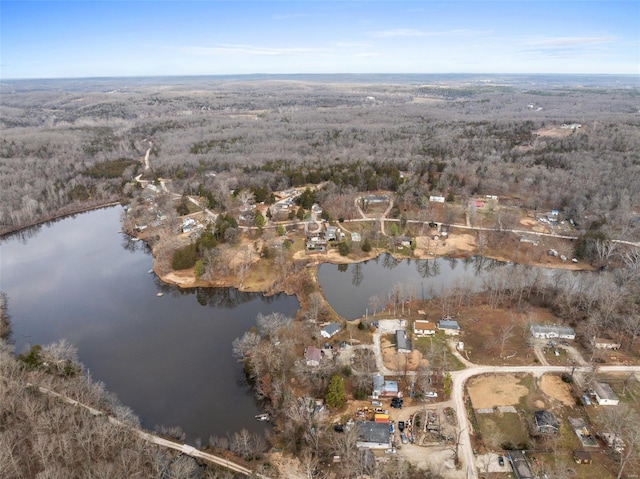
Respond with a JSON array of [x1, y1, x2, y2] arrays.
[[1, 207, 299, 442], [317, 254, 506, 320]]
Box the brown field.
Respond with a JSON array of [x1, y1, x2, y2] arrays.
[[467, 374, 529, 409]]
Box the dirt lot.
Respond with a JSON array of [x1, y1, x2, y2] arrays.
[[539, 375, 574, 406], [467, 374, 529, 409], [381, 336, 425, 371]]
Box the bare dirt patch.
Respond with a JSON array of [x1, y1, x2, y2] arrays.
[[380, 336, 425, 371], [540, 375, 574, 406], [468, 374, 529, 409], [535, 126, 577, 138]]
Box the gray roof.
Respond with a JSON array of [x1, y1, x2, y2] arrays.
[[594, 382, 619, 401], [322, 323, 341, 336], [438, 319, 460, 330], [534, 410, 559, 431], [396, 330, 411, 351], [508, 451, 534, 479], [356, 421, 390, 444], [373, 374, 385, 390]]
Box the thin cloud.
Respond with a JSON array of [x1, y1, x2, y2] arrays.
[[180, 44, 329, 57], [527, 36, 614, 47], [271, 13, 311, 20], [371, 28, 491, 38]]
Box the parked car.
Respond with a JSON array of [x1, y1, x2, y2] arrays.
[[425, 391, 438, 398], [398, 421, 405, 432], [371, 400, 382, 407], [400, 433, 408, 444], [498, 456, 505, 467], [385, 448, 396, 454]]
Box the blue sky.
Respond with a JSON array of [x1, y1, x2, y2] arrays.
[[1, 1, 638, 79]]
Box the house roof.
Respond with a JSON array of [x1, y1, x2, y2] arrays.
[[322, 323, 340, 337], [396, 330, 411, 351], [594, 382, 619, 402], [414, 320, 435, 331], [383, 380, 398, 393], [438, 319, 460, 330], [356, 421, 390, 444], [508, 450, 534, 479], [534, 410, 559, 430], [530, 324, 575, 336], [305, 346, 322, 363], [373, 374, 385, 390]]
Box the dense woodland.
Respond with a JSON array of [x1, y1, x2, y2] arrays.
[[1, 75, 639, 239], [2, 75, 640, 478]]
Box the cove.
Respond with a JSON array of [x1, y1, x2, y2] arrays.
[[1, 207, 299, 442]]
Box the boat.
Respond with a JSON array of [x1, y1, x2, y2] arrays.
[[255, 413, 270, 422], [156, 293, 164, 297]]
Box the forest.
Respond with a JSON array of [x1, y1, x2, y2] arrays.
[[1, 74, 639, 240]]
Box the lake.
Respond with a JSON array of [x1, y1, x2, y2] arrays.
[[317, 254, 508, 320], [0, 207, 299, 443]]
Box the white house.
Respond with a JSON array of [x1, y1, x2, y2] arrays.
[[593, 382, 619, 406], [530, 324, 575, 340], [592, 338, 621, 350], [438, 319, 461, 336], [321, 323, 341, 339], [414, 320, 436, 337], [429, 195, 446, 203]]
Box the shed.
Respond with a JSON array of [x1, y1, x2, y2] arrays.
[[573, 450, 592, 464], [395, 330, 412, 354], [593, 382, 619, 406], [321, 323, 341, 339], [414, 320, 436, 336]]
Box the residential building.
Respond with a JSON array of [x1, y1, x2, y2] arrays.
[[530, 324, 575, 340], [414, 320, 436, 336], [592, 338, 621, 350], [508, 451, 534, 479], [304, 346, 322, 367], [438, 319, 461, 335], [395, 330, 412, 354], [356, 422, 391, 449], [372, 374, 385, 398], [593, 382, 619, 406], [534, 410, 559, 434], [321, 323, 341, 339]]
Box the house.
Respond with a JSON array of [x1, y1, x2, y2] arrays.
[[438, 319, 461, 336], [311, 203, 323, 215], [391, 236, 412, 249], [381, 380, 399, 397], [508, 450, 534, 479], [372, 374, 385, 397], [573, 450, 592, 464], [395, 330, 412, 354], [598, 432, 625, 453], [321, 323, 341, 339], [593, 382, 619, 406], [182, 217, 197, 233], [325, 226, 338, 241], [592, 338, 621, 350], [534, 410, 559, 434], [530, 324, 575, 340], [414, 320, 436, 337], [304, 346, 322, 367], [356, 421, 391, 449]]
